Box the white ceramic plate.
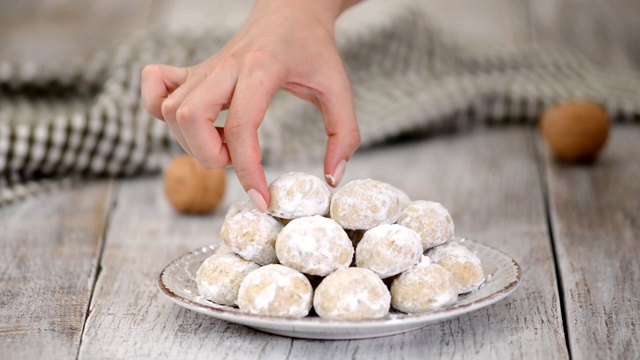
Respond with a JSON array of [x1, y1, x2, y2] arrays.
[[158, 239, 521, 340]]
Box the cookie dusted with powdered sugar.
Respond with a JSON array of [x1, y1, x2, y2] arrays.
[[427, 241, 486, 293], [396, 200, 454, 251], [313, 267, 391, 320], [330, 179, 401, 230], [266, 172, 331, 219], [355, 224, 422, 279], [237, 264, 313, 318], [275, 215, 353, 276], [390, 256, 458, 313], [224, 200, 254, 220], [221, 209, 283, 265], [196, 252, 260, 306], [384, 183, 411, 210]]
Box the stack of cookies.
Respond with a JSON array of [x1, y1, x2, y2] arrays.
[[196, 172, 485, 320]]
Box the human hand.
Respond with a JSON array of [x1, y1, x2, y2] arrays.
[[141, 0, 361, 212]]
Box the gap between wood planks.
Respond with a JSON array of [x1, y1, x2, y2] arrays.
[[76, 180, 119, 360], [529, 126, 572, 359]]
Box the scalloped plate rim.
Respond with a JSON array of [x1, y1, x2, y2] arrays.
[[158, 239, 521, 339]]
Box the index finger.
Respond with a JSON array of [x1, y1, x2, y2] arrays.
[[317, 68, 361, 187], [140, 64, 188, 121], [224, 68, 283, 212]]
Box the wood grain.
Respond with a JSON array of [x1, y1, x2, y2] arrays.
[[2, 0, 638, 358], [0, 0, 154, 66], [77, 174, 298, 359], [77, 128, 568, 359], [149, 0, 253, 33], [527, 0, 640, 71], [540, 125, 640, 359], [0, 180, 113, 359]]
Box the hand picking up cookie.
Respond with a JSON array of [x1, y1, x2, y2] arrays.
[[196, 172, 486, 319]]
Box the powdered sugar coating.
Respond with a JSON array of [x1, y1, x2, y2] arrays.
[[267, 172, 331, 219], [313, 267, 391, 320], [221, 209, 283, 265], [330, 179, 401, 230], [428, 242, 486, 293], [355, 224, 422, 279], [207, 243, 234, 261], [384, 183, 411, 210], [390, 256, 459, 313], [224, 200, 254, 220], [237, 264, 313, 318], [196, 253, 260, 306], [276, 215, 353, 276], [396, 200, 455, 251]]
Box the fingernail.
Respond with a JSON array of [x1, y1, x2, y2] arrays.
[[247, 188, 268, 212], [325, 159, 347, 187]]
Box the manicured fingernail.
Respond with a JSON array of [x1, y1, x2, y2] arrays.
[[325, 159, 347, 187], [247, 188, 267, 212]]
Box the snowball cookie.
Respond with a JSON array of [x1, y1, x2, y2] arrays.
[[237, 264, 313, 318], [224, 200, 253, 220], [396, 200, 454, 251], [276, 215, 353, 276], [208, 243, 234, 260], [355, 224, 422, 279], [221, 209, 283, 265], [428, 242, 486, 293], [196, 252, 260, 306], [313, 267, 391, 320], [390, 256, 458, 313], [330, 179, 401, 230], [385, 184, 411, 210], [267, 172, 331, 219]]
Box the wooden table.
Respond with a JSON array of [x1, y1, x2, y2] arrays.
[[1, 124, 638, 359], [2, 0, 639, 358]]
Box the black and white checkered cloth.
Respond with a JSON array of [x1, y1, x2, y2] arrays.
[[1, 5, 639, 205]]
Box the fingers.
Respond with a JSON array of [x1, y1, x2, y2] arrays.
[[142, 54, 359, 216], [318, 70, 361, 188], [225, 66, 284, 212], [142, 59, 280, 214], [140, 64, 187, 121], [173, 72, 237, 168], [161, 68, 213, 155], [141, 64, 194, 153]]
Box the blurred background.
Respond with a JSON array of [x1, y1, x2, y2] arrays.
[[1, 0, 639, 72]]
